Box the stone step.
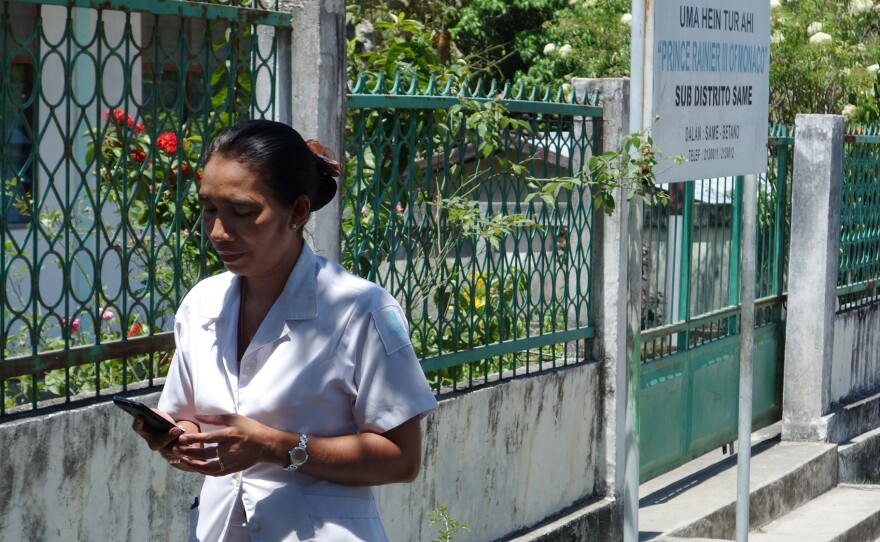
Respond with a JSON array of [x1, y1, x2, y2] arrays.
[[839, 424, 880, 484], [639, 425, 839, 540], [750, 485, 880, 542]]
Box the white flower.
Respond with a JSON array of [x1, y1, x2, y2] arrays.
[[770, 0, 782, 9], [354, 21, 375, 51], [543, 43, 557, 55], [848, 0, 874, 15], [562, 83, 573, 99], [620, 13, 633, 26], [809, 32, 832, 45], [771, 31, 785, 44], [807, 22, 823, 37], [842, 104, 858, 118], [868, 64, 880, 75], [559, 44, 573, 58]]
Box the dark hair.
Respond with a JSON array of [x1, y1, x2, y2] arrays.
[[204, 119, 338, 211]]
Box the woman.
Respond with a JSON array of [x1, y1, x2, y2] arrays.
[[134, 119, 438, 541]]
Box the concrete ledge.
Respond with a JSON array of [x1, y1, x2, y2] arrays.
[[839, 426, 880, 484], [834, 485, 880, 542], [499, 497, 622, 542], [652, 538, 727, 542], [828, 390, 880, 444], [750, 485, 880, 542], [669, 443, 838, 539], [639, 422, 838, 541]]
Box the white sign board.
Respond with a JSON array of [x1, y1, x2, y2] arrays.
[[652, 0, 770, 183]]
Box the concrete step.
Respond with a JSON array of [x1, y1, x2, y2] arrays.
[[640, 424, 839, 540], [750, 485, 880, 542], [839, 425, 880, 484]]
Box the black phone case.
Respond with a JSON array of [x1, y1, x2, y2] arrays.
[[113, 396, 176, 432]]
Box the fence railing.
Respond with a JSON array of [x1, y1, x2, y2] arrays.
[[344, 73, 602, 392], [0, 0, 286, 415], [838, 125, 880, 310], [639, 124, 792, 361]]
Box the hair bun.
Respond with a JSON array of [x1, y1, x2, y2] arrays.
[[311, 173, 337, 212], [306, 139, 341, 177]]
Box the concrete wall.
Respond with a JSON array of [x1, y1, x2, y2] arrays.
[[0, 363, 602, 542], [832, 303, 880, 406], [0, 394, 199, 542]]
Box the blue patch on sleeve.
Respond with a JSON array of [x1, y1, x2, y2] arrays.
[[374, 306, 411, 355]]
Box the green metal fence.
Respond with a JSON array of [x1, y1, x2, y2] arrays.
[[640, 126, 791, 361], [344, 73, 601, 392], [0, 0, 287, 414], [838, 125, 880, 310]]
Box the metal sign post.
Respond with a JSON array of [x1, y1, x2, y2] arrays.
[[632, 1, 770, 540], [626, 1, 651, 540], [735, 174, 758, 541]]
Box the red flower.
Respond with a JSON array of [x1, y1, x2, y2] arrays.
[[61, 316, 80, 333], [167, 164, 198, 187], [134, 123, 145, 135], [156, 132, 178, 154], [103, 109, 137, 130], [130, 149, 147, 164], [128, 323, 142, 337]]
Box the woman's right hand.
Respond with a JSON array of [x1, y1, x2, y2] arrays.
[[132, 409, 193, 468]]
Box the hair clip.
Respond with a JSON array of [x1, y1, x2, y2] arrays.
[[306, 139, 341, 177]]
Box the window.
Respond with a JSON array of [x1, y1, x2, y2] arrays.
[[1, 61, 35, 226], [140, 15, 218, 126]]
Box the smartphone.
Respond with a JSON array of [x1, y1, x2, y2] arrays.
[[113, 395, 177, 433]]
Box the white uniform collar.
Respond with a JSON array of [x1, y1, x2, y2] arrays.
[[199, 242, 319, 323]]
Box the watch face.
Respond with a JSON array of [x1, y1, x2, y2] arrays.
[[291, 447, 308, 464]]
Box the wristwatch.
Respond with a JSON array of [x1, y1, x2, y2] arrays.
[[284, 433, 309, 471]]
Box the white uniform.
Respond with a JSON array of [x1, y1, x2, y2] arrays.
[[159, 243, 439, 542]]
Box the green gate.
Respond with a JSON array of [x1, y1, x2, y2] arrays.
[[638, 128, 792, 482]]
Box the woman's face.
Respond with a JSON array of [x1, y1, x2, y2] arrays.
[[199, 154, 305, 279]]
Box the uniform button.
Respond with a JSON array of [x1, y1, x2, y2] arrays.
[[250, 521, 262, 533], [233, 472, 242, 487], [242, 362, 256, 374]]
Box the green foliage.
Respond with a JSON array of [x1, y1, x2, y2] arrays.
[[417, 270, 529, 388], [208, 24, 255, 129], [348, 0, 880, 123], [768, 0, 880, 122], [449, 0, 567, 79], [2, 310, 165, 408], [428, 505, 469, 542], [84, 110, 220, 292], [527, 131, 679, 216], [347, 5, 472, 84], [519, 0, 632, 87]]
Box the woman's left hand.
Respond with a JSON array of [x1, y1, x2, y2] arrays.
[[173, 413, 279, 476]]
